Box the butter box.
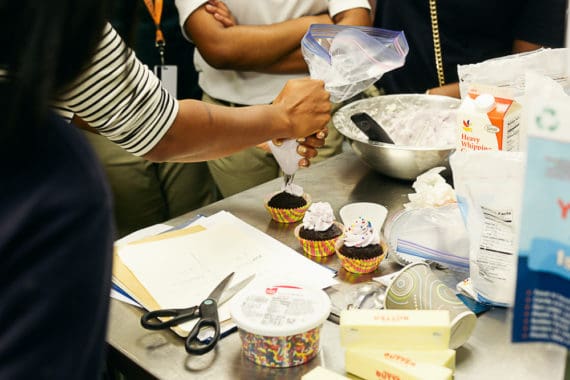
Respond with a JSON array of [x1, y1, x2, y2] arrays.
[[346, 348, 453, 380], [340, 309, 450, 350], [348, 347, 456, 371], [301, 366, 349, 380]]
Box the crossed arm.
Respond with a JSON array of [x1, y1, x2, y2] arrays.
[[184, 1, 372, 74]]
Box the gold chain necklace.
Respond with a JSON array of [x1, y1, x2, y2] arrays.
[[429, 0, 445, 86]]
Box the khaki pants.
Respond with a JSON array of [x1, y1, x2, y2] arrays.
[[203, 93, 345, 198], [82, 132, 218, 237]]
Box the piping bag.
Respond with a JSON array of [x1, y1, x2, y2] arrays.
[[268, 139, 304, 195]]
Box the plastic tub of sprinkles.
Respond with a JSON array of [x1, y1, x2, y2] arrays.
[[230, 284, 331, 368]]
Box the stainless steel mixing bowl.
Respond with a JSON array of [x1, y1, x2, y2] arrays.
[[333, 94, 460, 180]]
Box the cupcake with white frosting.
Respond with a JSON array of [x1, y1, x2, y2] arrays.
[[336, 217, 385, 273], [264, 183, 311, 223], [294, 202, 343, 257]]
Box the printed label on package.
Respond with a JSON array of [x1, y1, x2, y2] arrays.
[[512, 83, 570, 349]]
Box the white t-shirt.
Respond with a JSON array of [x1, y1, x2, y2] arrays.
[[53, 24, 178, 157], [175, 0, 371, 105]]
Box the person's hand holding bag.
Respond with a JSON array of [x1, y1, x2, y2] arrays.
[[272, 77, 331, 139], [271, 78, 331, 168]]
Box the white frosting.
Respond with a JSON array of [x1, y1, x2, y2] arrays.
[[302, 202, 335, 232], [281, 182, 304, 197], [343, 217, 380, 247]]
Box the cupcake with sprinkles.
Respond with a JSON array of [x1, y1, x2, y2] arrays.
[[336, 216, 386, 273], [294, 202, 343, 257], [264, 182, 311, 223]]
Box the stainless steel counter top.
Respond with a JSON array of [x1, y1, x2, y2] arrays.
[[107, 151, 568, 380]]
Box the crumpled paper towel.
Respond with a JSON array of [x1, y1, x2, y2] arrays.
[[404, 167, 456, 210]]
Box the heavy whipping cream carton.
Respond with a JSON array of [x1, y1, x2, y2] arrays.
[[457, 91, 521, 151]]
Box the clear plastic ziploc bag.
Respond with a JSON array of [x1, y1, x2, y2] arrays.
[[301, 24, 409, 103], [385, 204, 470, 272]]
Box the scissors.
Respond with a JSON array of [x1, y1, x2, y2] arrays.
[[140, 272, 252, 355]]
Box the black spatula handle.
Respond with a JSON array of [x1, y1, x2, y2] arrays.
[[351, 112, 394, 144]]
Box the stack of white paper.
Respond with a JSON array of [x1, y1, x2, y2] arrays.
[[114, 211, 337, 335]]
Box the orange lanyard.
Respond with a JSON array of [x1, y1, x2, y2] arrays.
[[143, 0, 166, 64]]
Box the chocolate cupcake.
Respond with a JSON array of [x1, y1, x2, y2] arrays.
[[268, 191, 307, 209], [264, 183, 311, 223], [336, 217, 385, 273], [294, 202, 343, 257]]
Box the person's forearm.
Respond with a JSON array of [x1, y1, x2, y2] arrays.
[[333, 8, 372, 26], [426, 39, 543, 98], [426, 83, 460, 98], [260, 8, 373, 73], [261, 48, 307, 74], [261, 8, 373, 74], [143, 78, 331, 162], [187, 11, 330, 71], [144, 100, 288, 162], [512, 39, 542, 53]]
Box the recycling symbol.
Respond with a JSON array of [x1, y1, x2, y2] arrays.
[[535, 107, 559, 132]]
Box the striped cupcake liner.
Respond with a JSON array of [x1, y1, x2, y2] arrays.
[[294, 222, 344, 258], [264, 193, 311, 224], [335, 240, 386, 274]]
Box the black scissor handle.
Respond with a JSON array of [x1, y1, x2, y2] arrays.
[[185, 299, 220, 355], [140, 306, 198, 330]]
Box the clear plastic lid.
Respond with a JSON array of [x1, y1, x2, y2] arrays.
[[230, 285, 331, 337]]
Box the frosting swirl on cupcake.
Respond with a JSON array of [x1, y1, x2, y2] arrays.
[[343, 217, 379, 247], [302, 202, 335, 232], [281, 182, 304, 197]]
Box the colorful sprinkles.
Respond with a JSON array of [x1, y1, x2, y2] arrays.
[[231, 285, 331, 369], [239, 326, 322, 367], [346, 217, 375, 248]]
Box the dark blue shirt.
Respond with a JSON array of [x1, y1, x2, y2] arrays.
[[374, 0, 566, 93], [0, 114, 115, 379]]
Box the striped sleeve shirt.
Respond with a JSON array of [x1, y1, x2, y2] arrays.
[[53, 23, 179, 157]]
